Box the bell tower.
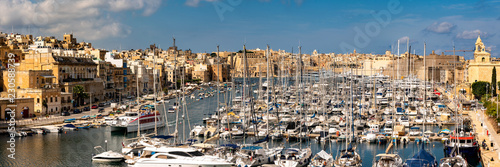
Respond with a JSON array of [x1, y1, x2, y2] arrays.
[[474, 35, 490, 63]]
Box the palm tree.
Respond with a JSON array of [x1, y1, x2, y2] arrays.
[[73, 85, 88, 107], [42, 100, 48, 116]]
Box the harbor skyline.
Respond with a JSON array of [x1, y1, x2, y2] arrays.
[[2, 1, 500, 167], [0, 0, 498, 58]]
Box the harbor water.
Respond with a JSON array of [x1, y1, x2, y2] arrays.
[[0, 78, 477, 167]]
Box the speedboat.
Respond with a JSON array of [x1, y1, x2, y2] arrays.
[[92, 146, 124, 163], [63, 124, 77, 130], [41, 126, 62, 133], [127, 146, 233, 167]]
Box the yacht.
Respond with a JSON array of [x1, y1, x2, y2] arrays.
[[235, 145, 283, 167], [111, 111, 165, 132], [127, 146, 233, 167], [443, 126, 480, 166], [92, 146, 124, 162], [274, 148, 312, 167]]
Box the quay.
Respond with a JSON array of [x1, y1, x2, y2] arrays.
[[470, 110, 500, 167]]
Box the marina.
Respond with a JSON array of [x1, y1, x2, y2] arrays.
[[0, 73, 494, 167]]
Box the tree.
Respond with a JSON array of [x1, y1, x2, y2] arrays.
[[493, 67, 497, 96], [72, 85, 88, 106], [163, 87, 168, 95], [210, 53, 217, 57], [42, 100, 48, 115], [472, 81, 490, 100]]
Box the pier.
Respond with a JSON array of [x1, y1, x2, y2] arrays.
[[470, 110, 500, 167]]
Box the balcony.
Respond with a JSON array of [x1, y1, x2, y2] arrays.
[[62, 78, 94, 82]]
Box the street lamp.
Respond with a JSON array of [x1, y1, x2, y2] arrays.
[[85, 92, 93, 117]]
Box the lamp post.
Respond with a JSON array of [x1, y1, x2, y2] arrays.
[[85, 92, 93, 117]]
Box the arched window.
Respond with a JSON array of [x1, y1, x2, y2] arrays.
[[482, 57, 485, 62]]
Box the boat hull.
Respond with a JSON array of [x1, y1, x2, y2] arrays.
[[443, 146, 480, 166], [111, 121, 166, 132]]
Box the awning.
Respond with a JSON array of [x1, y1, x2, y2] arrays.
[[40, 75, 56, 78], [316, 150, 333, 160]]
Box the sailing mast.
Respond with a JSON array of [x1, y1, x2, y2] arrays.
[[216, 45, 221, 145], [153, 45, 158, 135], [173, 37, 180, 143], [266, 45, 270, 138], [242, 45, 247, 145]]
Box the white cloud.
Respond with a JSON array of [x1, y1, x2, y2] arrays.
[[425, 22, 455, 34], [456, 30, 488, 39], [185, 0, 218, 7], [0, 0, 161, 40], [398, 36, 409, 42]]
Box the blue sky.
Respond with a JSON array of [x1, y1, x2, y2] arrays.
[[1, 0, 499, 59]]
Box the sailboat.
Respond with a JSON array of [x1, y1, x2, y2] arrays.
[[334, 64, 362, 167], [372, 142, 403, 167], [273, 46, 312, 167], [403, 143, 437, 167], [333, 143, 362, 167], [309, 150, 333, 167]]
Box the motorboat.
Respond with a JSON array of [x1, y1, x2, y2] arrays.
[[92, 146, 124, 163], [235, 145, 282, 167], [190, 125, 206, 137], [62, 124, 77, 130], [110, 111, 165, 132], [127, 146, 233, 167], [275, 148, 312, 167], [41, 126, 62, 133]]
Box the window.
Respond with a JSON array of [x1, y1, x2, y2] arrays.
[[55, 97, 57, 102], [187, 151, 204, 156], [168, 152, 192, 157], [37, 98, 40, 103], [56, 107, 58, 111], [482, 57, 485, 62], [50, 97, 53, 102]]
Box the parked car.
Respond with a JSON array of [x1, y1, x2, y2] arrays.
[[127, 96, 132, 99], [98, 103, 105, 107], [119, 105, 128, 110], [98, 108, 105, 113], [83, 107, 90, 111], [73, 109, 82, 114], [61, 111, 71, 116], [91, 105, 98, 109]]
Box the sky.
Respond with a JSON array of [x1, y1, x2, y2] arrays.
[[0, 0, 499, 59]]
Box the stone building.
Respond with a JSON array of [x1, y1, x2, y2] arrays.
[[468, 35, 498, 84]]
